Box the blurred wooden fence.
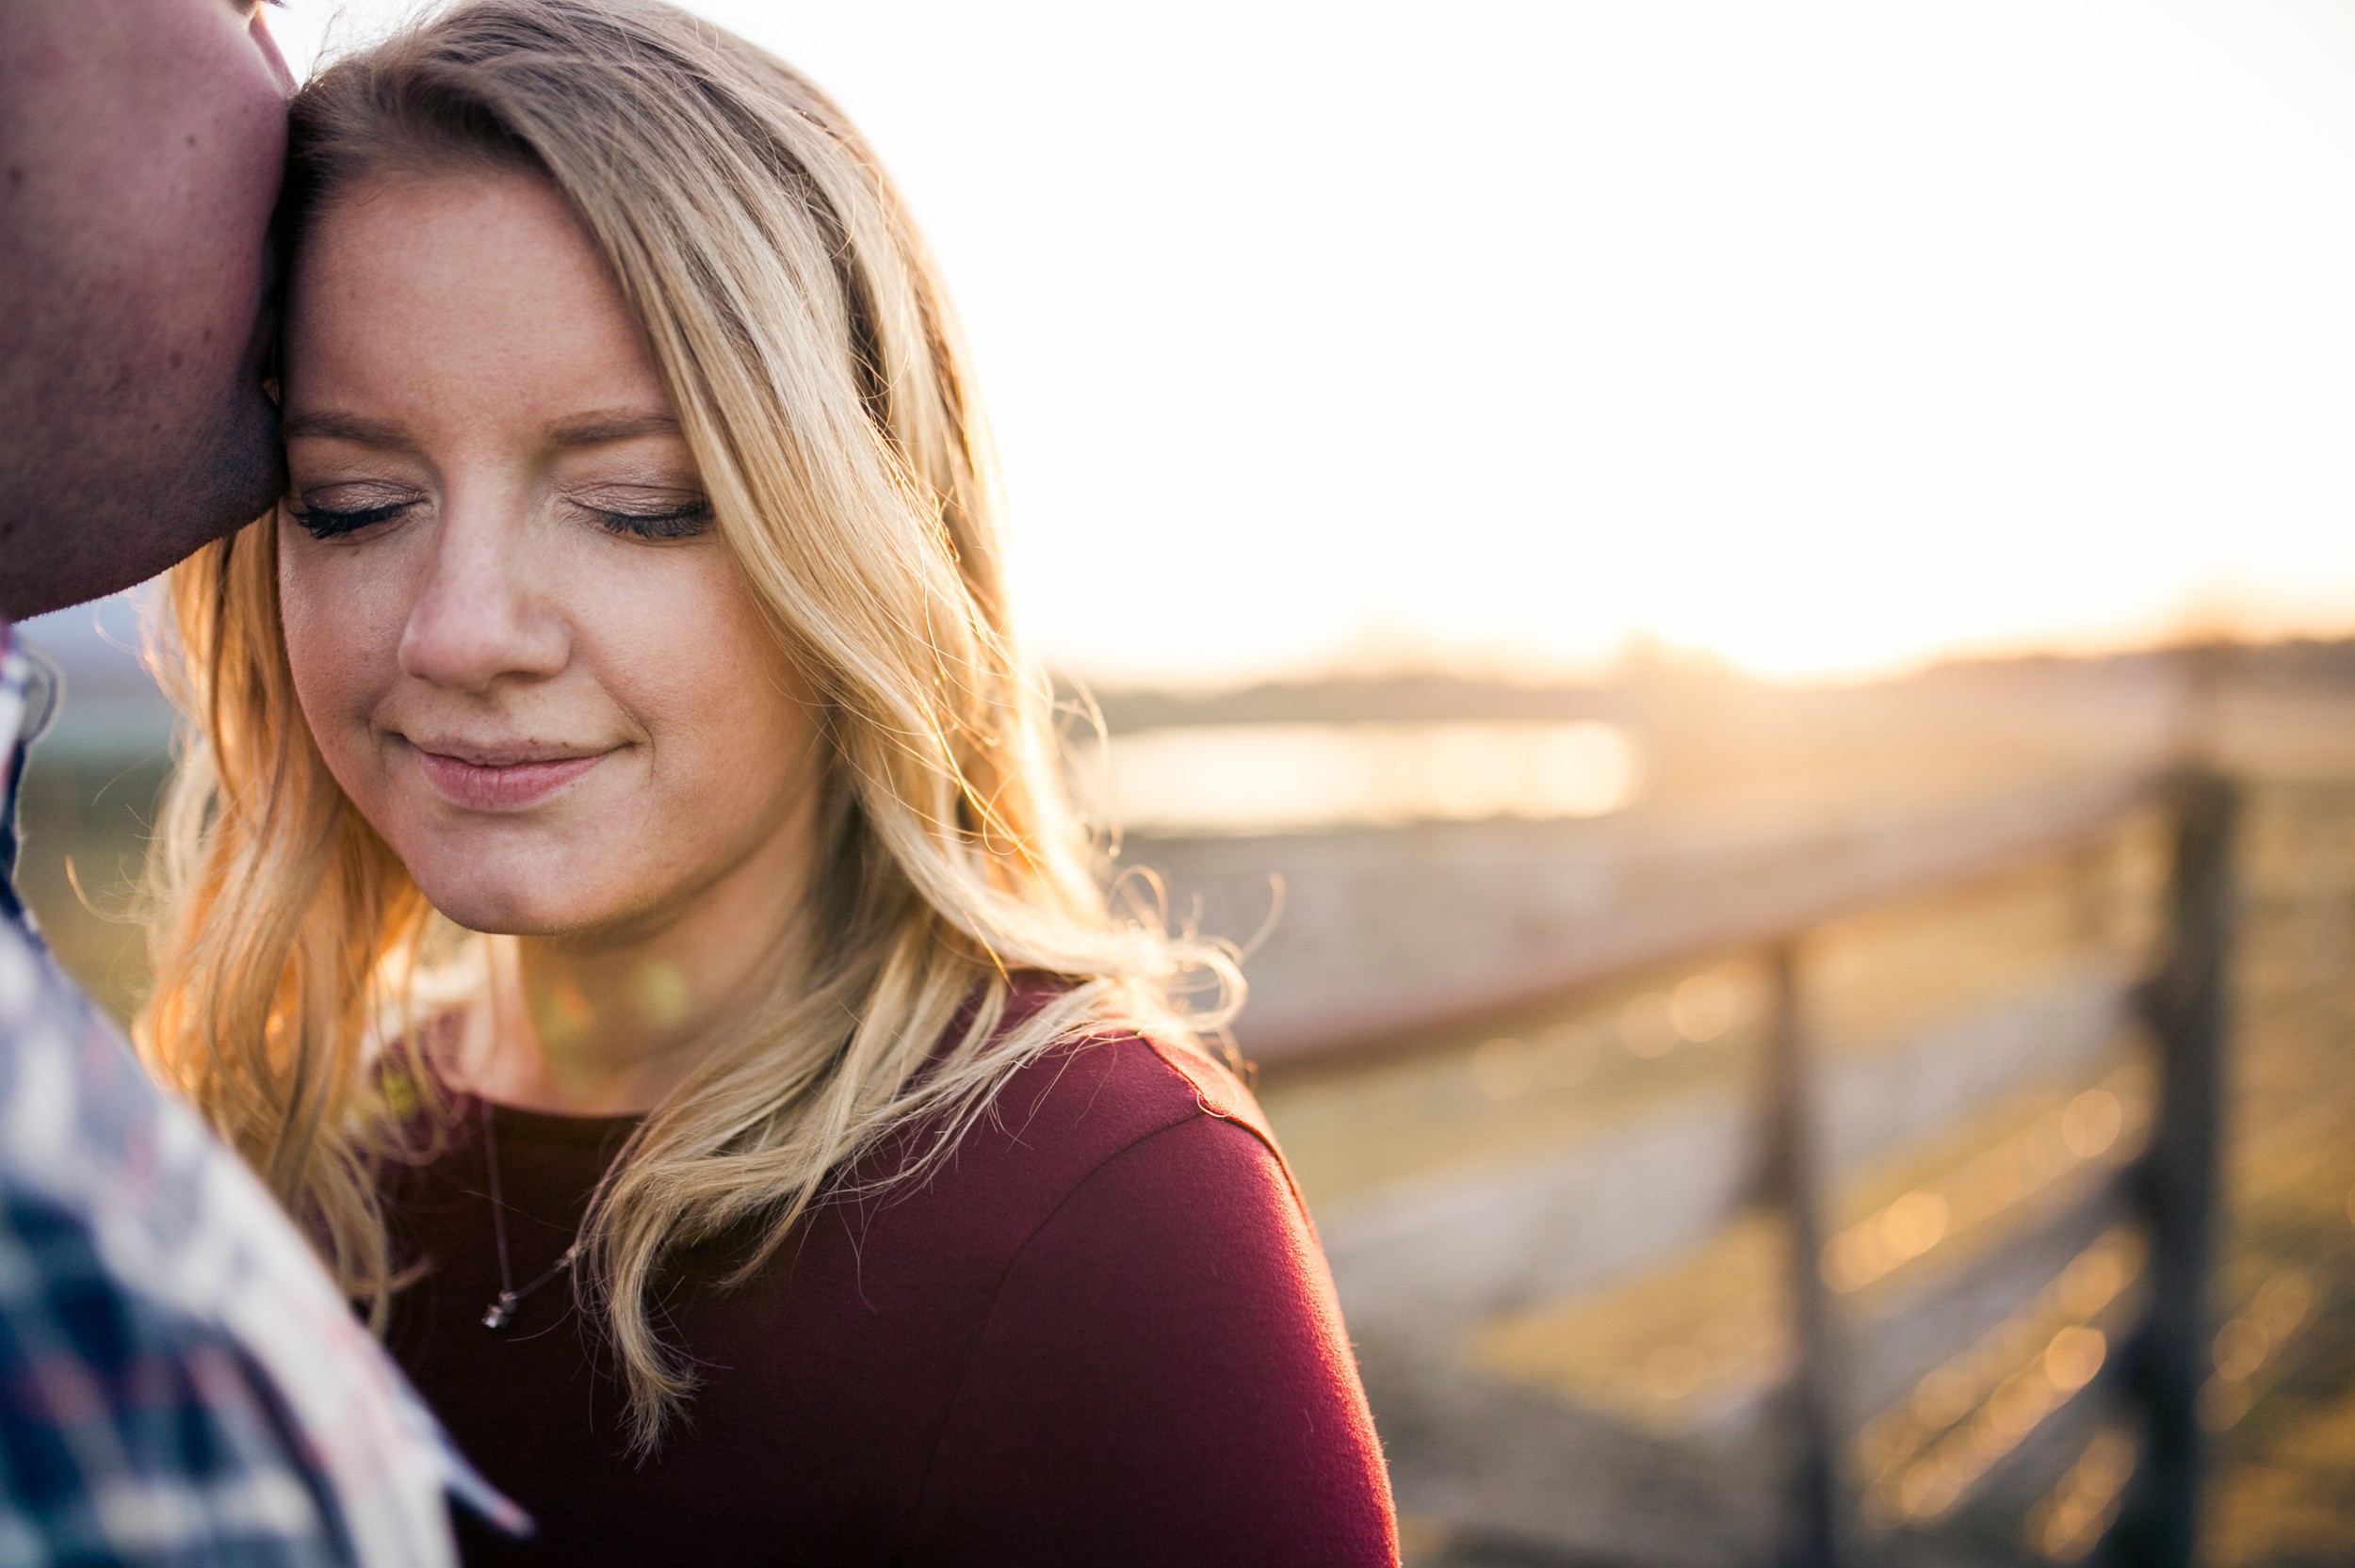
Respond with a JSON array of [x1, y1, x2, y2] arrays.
[[1160, 768, 2236, 1566]]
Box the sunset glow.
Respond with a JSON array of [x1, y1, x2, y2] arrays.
[[273, 0, 2355, 686]]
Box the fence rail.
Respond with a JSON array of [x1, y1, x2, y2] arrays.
[[1243, 766, 2231, 1565], [1764, 768, 2227, 1565], [1240, 769, 2164, 1074]]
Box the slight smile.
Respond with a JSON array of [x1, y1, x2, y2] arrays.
[[410, 741, 614, 812]]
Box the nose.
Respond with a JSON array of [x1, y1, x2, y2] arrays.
[[397, 503, 571, 693]]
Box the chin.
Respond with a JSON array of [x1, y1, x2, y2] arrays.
[[405, 855, 593, 939], [419, 886, 576, 939]]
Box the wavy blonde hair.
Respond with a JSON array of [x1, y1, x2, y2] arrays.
[[138, 0, 1234, 1451]]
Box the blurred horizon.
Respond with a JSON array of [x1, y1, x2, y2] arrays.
[[256, 0, 2355, 690]]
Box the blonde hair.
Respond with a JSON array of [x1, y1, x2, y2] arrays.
[[139, 0, 1234, 1451]]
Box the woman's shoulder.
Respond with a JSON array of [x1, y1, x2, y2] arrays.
[[984, 1021, 1283, 1180], [955, 1027, 1324, 1310], [836, 1001, 1301, 1277], [899, 1012, 1398, 1562]]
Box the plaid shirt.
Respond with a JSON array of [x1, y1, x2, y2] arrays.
[[0, 628, 522, 1565]]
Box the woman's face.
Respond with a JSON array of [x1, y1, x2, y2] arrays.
[[278, 170, 823, 943]]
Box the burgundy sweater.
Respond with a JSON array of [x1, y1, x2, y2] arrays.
[[382, 1027, 1399, 1565]]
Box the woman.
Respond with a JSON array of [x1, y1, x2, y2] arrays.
[[137, 2, 1396, 1562]]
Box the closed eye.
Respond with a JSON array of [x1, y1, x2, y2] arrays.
[[585, 499, 715, 541], [289, 499, 416, 539]]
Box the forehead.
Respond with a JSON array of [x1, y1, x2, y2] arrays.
[[284, 169, 667, 424]]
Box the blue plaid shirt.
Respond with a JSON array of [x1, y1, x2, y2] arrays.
[[0, 627, 521, 1564]]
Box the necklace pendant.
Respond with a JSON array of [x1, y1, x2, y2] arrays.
[[482, 1292, 519, 1331]]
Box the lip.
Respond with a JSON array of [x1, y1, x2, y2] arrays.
[[410, 741, 613, 812]]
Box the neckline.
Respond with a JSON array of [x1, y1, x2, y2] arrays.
[[430, 973, 1072, 1150], [460, 1091, 644, 1148], [412, 1029, 650, 1147]]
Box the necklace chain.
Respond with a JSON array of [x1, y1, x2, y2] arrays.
[[479, 1099, 582, 1332]]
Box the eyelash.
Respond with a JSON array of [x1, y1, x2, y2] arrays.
[[287, 498, 715, 542], [596, 500, 715, 540], [290, 500, 412, 539]]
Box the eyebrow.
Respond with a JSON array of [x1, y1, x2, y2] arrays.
[[546, 412, 683, 447], [282, 411, 409, 446], [281, 410, 684, 448]]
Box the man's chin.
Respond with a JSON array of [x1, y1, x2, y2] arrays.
[[0, 389, 280, 619], [4, 524, 255, 622]]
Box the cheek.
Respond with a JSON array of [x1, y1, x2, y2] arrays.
[[601, 562, 816, 797], [278, 530, 405, 764]]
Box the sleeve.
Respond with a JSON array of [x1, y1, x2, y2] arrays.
[[910, 1113, 1399, 1567], [0, 1189, 352, 1567]]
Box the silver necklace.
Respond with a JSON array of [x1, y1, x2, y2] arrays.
[[479, 1098, 582, 1331]]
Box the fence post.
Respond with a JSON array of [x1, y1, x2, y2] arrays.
[[1763, 939, 1843, 1567], [2102, 768, 2236, 1566]]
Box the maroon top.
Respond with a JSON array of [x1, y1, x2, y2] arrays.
[[382, 1023, 1398, 1565]]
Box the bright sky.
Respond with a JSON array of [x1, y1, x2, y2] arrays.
[[271, 1, 2355, 687]]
